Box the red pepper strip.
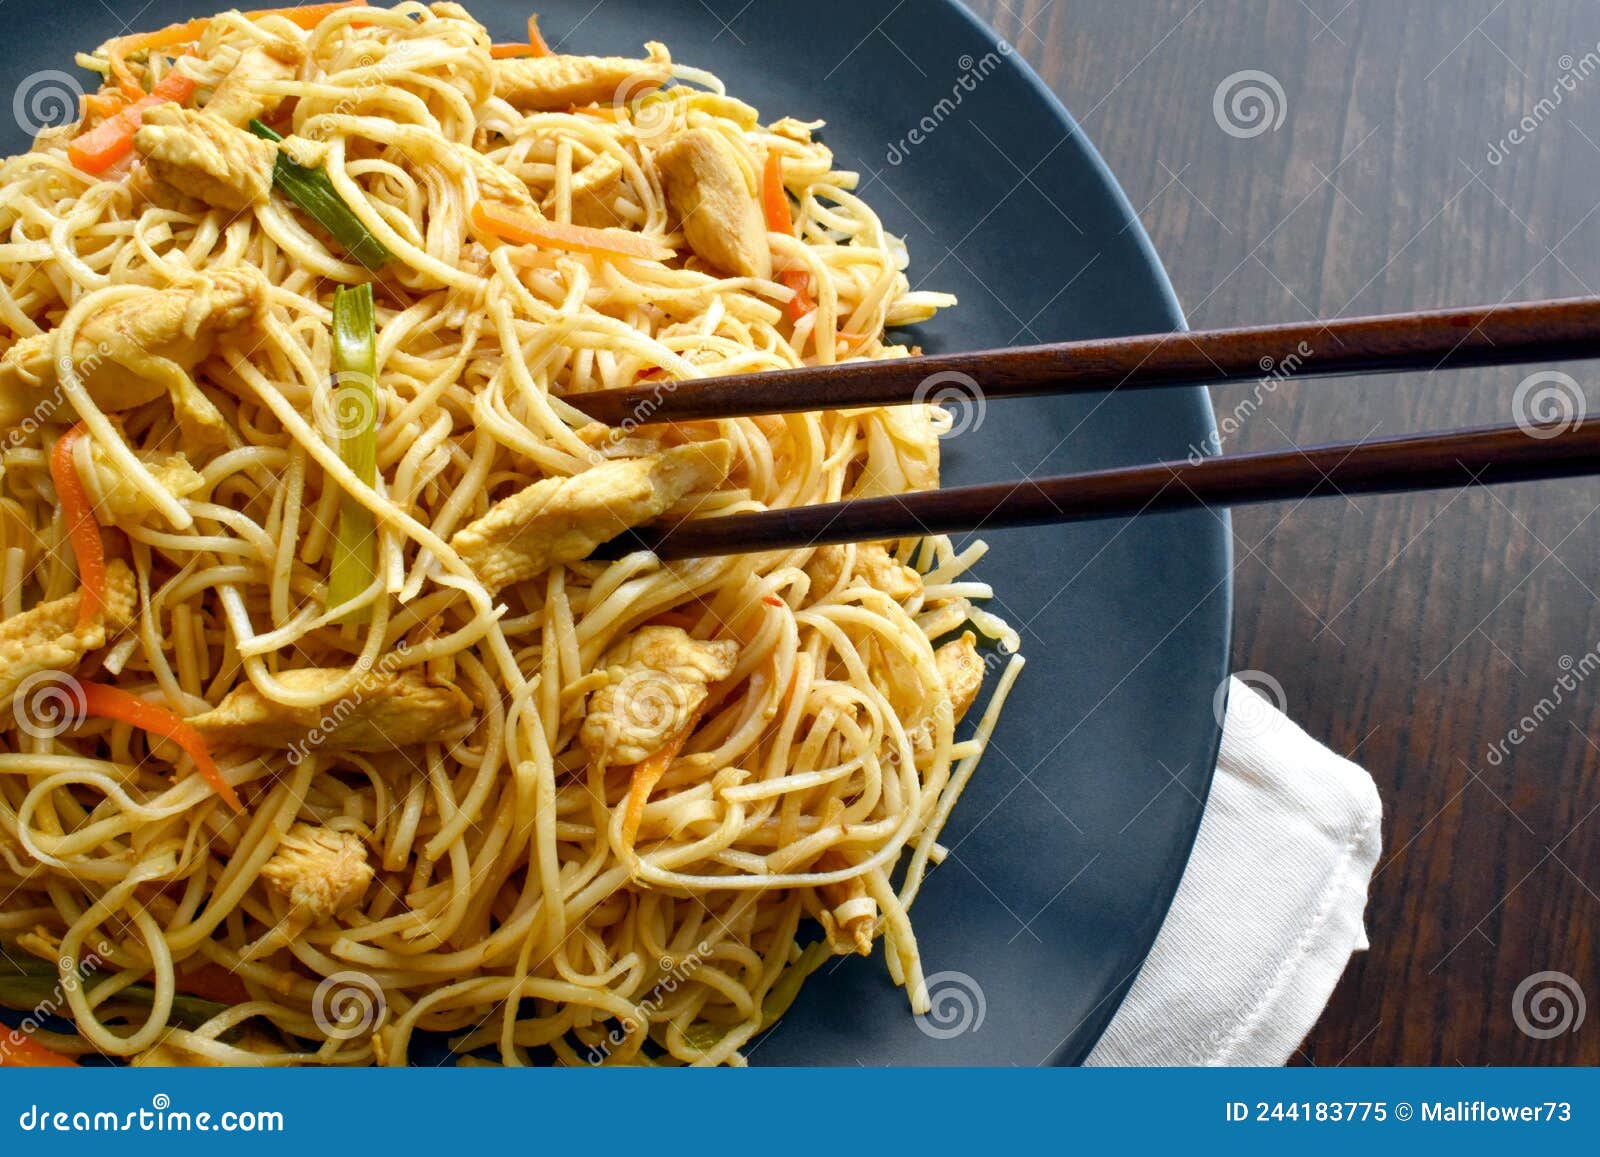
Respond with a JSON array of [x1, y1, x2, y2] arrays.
[[49, 426, 105, 630], [0, 1028, 77, 1067], [79, 683, 244, 814]]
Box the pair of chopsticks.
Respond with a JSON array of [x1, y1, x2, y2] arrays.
[[575, 297, 1600, 560]]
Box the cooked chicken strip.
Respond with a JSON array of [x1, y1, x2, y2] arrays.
[[0, 333, 55, 431], [0, 272, 261, 444], [545, 152, 625, 227], [580, 625, 738, 764], [816, 850, 876, 956], [189, 668, 473, 752], [134, 105, 277, 211], [84, 441, 205, 522], [77, 270, 262, 445], [805, 542, 922, 602], [492, 42, 672, 111], [655, 128, 771, 280], [935, 631, 984, 722], [260, 824, 373, 921], [908, 631, 986, 756], [450, 439, 734, 595], [204, 42, 301, 126], [0, 560, 136, 713]]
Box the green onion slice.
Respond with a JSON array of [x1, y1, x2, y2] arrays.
[[250, 120, 392, 271]]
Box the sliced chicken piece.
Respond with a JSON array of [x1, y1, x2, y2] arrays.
[[854, 404, 941, 497], [492, 42, 672, 111], [449, 439, 734, 595], [857, 543, 921, 600], [804, 542, 921, 603], [935, 631, 984, 722], [0, 333, 54, 431], [655, 128, 771, 280], [259, 824, 373, 921], [84, 441, 205, 523], [545, 152, 625, 227], [134, 105, 277, 211], [579, 625, 738, 764], [816, 849, 875, 956], [72, 270, 262, 446], [909, 631, 985, 756], [0, 275, 262, 441], [189, 668, 472, 752], [470, 149, 537, 211], [204, 42, 302, 126], [0, 559, 136, 713]]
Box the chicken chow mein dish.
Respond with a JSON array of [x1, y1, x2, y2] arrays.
[[0, 0, 1024, 1067]]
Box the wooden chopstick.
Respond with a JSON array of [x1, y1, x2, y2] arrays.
[[597, 418, 1600, 560], [569, 296, 1600, 426]]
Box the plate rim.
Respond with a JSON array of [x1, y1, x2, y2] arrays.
[[939, 0, 1235, 1062]]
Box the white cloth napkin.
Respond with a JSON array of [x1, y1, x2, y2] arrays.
[[1086, 677, 1383, 1066]]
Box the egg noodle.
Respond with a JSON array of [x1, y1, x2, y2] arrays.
[[0, 0, 1023, 1066]]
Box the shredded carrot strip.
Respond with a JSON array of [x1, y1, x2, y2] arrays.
[[780, 269, 815, 321], [471, 200, 673, 261], [246, 0, 366, 29], [761, 150, 794, 236], [69, 71, 197, 174], [0, 1028, 76, 1068], [764, 151, 819, 320], [492, 13, 552, 58], [106, 17, 208, 100], [49, 426, 105, 630], [762, 594, 784, 607], [527, 14, 552, 55], [79, 683, 244, 814], [621, 705, 705, 855]]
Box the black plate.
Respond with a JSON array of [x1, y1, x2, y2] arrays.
[[0, 0, 1230, 1065]]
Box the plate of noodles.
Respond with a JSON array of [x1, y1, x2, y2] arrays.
[[0, 0, 1228, 1066]]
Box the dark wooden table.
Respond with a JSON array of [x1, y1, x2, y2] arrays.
[[964, 0, 1600, 1064]]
